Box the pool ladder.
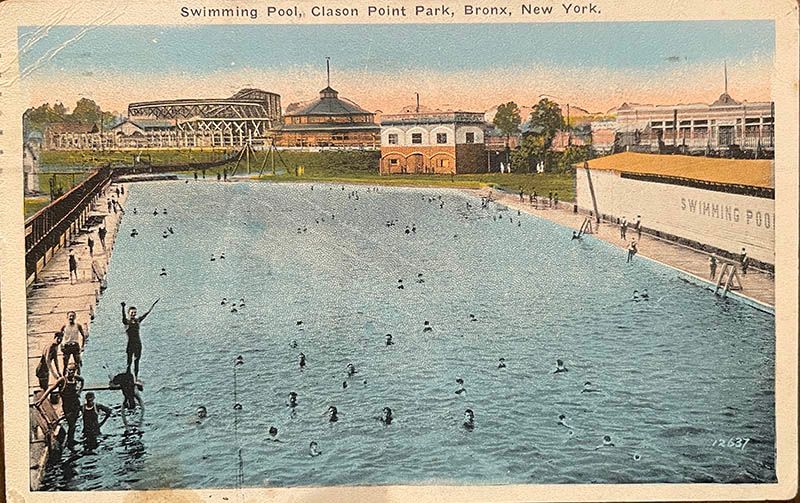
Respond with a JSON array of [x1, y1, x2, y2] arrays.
[[713, 262, 742, 298]]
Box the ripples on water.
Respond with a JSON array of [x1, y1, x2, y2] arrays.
[[41, 181, 776, 490]]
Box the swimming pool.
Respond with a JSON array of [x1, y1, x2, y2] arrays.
[[41, 180, 776, 490]]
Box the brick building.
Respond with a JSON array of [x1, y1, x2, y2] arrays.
[[379, 112, 487, 175]]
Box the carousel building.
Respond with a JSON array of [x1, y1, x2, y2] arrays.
[[276, 60, 379, 148]]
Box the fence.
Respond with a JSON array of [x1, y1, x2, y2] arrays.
[[24, 166, 113, 281]]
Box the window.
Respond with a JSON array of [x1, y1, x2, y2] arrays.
[[465, 132, 475, 144], [388, 133, 398, 145], [389, 159, 398, 165], [411, 133, 422, 144], [436, 133, 447, 144]]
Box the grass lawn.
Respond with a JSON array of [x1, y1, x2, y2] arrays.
[[24, 197, 51, 218], [40, 148, 577, 200], [41, 148, 233, 167]]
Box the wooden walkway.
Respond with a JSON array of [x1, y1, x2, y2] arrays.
[[27, 182, 127, 489], [474, 188, 774, 308]]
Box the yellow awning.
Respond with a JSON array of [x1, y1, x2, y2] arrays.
[[577, 152, 773, 189]]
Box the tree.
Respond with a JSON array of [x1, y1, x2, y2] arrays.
[[513, 98, 564, 173], [493, 102, 522, 143], [69, 98, 103, 125], [557, 146, 593, 173]]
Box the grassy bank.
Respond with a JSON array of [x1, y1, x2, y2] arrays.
[[37, 148, 576, 201], [41, 148, 233, 167]]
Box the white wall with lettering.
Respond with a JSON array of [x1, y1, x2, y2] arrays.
[[576, 168, 775, 264]]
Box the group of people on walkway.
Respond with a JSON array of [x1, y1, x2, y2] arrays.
[[32, 184, 151, 454]]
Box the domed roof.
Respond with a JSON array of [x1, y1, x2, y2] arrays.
[[285, 87, 373, 117]]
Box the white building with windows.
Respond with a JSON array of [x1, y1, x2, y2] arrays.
[[379, 112, 487, 174]]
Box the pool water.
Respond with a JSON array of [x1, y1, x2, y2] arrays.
[[41, 180, 776, 490]]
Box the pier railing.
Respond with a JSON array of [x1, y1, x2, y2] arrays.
[[25, 166, 113, 280]]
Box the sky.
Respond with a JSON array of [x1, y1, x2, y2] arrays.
[[16, 21, 774, 115]]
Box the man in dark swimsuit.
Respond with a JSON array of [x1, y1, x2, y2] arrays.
[[82, 391, 111, 449], [121, 299, 159, 379], [36, 362, 84, 450], [110, 370, 144, 411]]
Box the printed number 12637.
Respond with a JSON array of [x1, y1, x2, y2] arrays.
[[712, 437, 750, 449]]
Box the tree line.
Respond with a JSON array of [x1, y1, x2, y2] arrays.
[[492, 98, 593, 173], [23, 98, 119, 136]]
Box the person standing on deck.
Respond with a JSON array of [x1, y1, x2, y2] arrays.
[[740, 247, 749, 275], [68, 249, 79, 284], [36, 331, 63, 392], [620, 216, 628, 240], [634, 215, 642, 240], [36, 363, 84, 450], [61, 311, 86, 374], [98, 224, 107, 250], [122, 299, 159, 380], [709, 254, 718, 280], [87, 235, 95, 257]]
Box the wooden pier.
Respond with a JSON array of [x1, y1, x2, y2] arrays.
[[27, 182, 127, 489]]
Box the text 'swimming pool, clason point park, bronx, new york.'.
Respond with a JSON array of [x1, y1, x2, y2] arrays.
[[0, 1, 798, 502]]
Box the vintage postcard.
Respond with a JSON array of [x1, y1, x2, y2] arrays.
[[0, 0, 797, 501]]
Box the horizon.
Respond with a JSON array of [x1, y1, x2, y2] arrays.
[[18, 21, 774, 115]]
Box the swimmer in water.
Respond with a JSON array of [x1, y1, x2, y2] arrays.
[[572, 231, 580, 240], [558, 414, 574, 430], [296, 320, 303, 326], [309, 441, 322, 457], [234, 355, 244, 366], [498, 358, 506, 369], [641, 289, 649, 300], [554, 359, 568, 373], [385, 333, 394, 346], [342, 381, 348, 389], [239, 298, 245, 308], [133, 208, 137, 214], [298, 353, 306, 369], [290, 339, 298, 348], [397, 279, 404, 290], [196, 406, 208, 422], [422, 321, 433, 333], [162, 231, 168, 239], [463, 409, 475, 431], [268, 426, 282, 442], [168, 227, 174, 234], [210, 255, 216, 261], [469, 314, 477, 322], [582, 381, 600, 393], [379, 407, 393, 425], [163, 208, 167, 215], [325, 405, 339, 422], [632, 290, 640, 301], [159, 268, 167, 276], [153, 209, 159, 216], [219, 253, 225, 260], [287, 392, 298, 408], [416, 273, 425, 284], [455, 378, 466, 394], [221, 298, 227, 305], [346, 363, 357, 377], [130, 229, 138, 237], [595, 435, 615, 449]]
